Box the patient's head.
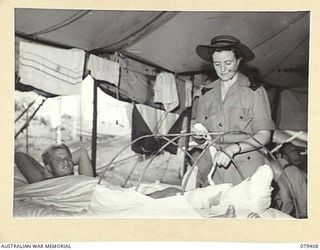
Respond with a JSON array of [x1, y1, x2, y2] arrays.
[[42, 144, 74, 177], [279, 142, 302, 166]]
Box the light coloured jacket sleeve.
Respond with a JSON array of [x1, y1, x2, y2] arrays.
[[252, 86, 275, 133]]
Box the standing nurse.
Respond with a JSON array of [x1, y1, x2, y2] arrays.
[[194, 35, 275, 187]]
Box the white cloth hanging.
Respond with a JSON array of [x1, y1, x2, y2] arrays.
[[87, 54, 120, 86], [154, 72, 179, 112], [19, 41, 85, 95]]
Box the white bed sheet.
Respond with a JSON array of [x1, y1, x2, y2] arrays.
[[13, 175, 293, 219]]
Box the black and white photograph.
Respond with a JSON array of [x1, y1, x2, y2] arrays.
[[13, 9, 309, 220]]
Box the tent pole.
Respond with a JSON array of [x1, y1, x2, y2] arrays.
[[80, 51, 90, 142], [182, 80, 194, 176], [26, 109, 29, 154], [91, 80, 98, 177]]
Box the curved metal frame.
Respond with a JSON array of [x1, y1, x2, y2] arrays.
[[97, 131, 300, 218], [98, 131, 243, 193], [98, 132, 196, 184], [230, 130, 300, 219]]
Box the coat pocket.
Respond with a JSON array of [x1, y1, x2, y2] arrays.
[[196, 111, 219, 132], [229, 107, 253, 132]]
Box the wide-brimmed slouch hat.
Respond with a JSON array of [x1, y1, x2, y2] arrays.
[[196, 35, 255, 63]]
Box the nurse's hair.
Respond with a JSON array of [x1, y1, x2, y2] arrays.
[[41, 144, 72, 166], [211, 47, 243, 60]]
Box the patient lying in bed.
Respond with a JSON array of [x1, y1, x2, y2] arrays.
[[15, 144, 94, 184], [14, 145, 292, 218]]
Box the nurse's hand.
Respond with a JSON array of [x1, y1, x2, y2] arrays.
[[192, 123, 209, 136], [213, 144, 240, 168], [191, 123, 210, 144]]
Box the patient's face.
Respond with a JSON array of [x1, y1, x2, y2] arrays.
[[49, 148, 74, 177], [283, 144, 302, 166]]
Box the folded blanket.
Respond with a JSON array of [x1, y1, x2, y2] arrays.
[[19, 41, 85, 95]]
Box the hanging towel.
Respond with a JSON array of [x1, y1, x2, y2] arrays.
[[185, 79, 193, 108], [19, 41, 85, 95], [87, 54, 120, 86], [154, 72, 179, 112]]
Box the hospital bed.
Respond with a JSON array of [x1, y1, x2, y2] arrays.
[[13, 165, 293, 219]]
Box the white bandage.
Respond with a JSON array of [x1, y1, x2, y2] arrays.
[[207, 146, 217, 185]]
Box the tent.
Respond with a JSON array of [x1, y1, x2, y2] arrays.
[[15, 10, 309, 82], [14, 9, 310, 173]]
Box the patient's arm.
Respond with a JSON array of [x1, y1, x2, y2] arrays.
[[14, 152, 47, 183], [71, 146, 94, 177]]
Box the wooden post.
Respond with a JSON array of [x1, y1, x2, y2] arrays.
[[91, 81, 98, 177], [182, 79, 194, 176], [80, 52, 90, 142], [26, 109, 29, 154]]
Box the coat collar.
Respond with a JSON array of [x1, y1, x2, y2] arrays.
[[201, 72, 250, 96]]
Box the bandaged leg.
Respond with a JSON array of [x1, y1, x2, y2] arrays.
[[218, 164, 274, 214], [185, 165, 274, 217]]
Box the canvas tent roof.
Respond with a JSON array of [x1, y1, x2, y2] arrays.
[[14, 9, 309, 174], [14, 9, 309, 135], [15, 9, 309, 88]]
